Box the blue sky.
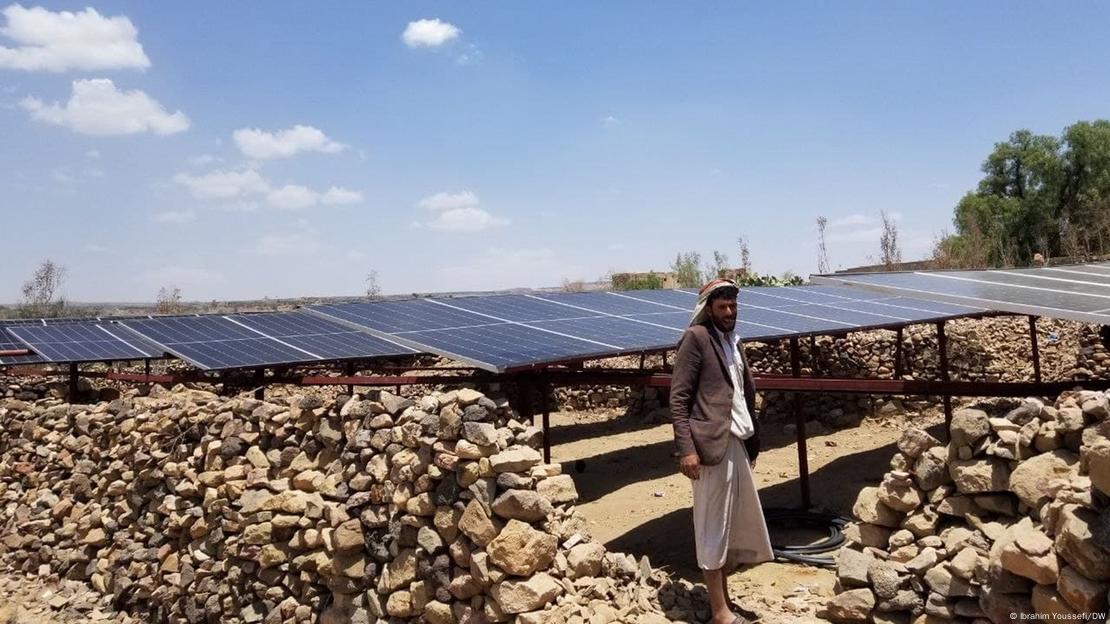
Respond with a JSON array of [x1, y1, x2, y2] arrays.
[[2, 2, 1109, 303]]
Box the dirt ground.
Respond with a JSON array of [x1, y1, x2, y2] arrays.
[[552, 406, 950, 623]]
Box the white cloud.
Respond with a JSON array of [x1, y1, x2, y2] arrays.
[[267, 184, 319, 210], [21, 78, 188, 136], [417, 190, 479, 211], [0, 4, 150, 72], [415, 190, 508, 232], [153, 210, 196, 224], [321, 187, 363, 205], [438, 248, 587, 291], [602, 115, 621, 128], [254, 233, 321, 256], [175, 167, 362, 209], [173, 168, 269, 200], [188, 153, 221, 167], [84, 149, 100, 159], [402, 18, 460, 48], [268, 184, 362, 210], [83, 243, 107, 253], [232, 124, 346, 160], [426, 207, 509, 232]]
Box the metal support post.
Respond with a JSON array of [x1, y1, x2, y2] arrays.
[[894, 327, 904, 379], [789, 337, 811, 509], [936, 321, 952, 437], [1029, 316, 1042, 383], [539, 376, 552, 464], [68, 362, 79, 400]]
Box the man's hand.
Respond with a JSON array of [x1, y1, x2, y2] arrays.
[[679, 454, 701, 480]]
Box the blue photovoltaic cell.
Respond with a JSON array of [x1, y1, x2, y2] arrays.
[[402, 323, 619, 370], [812, 268, 1110, 319], [122, 316, 320, 370], [8, 323, 164, 363], [0, 327, 43, 365], [530, 316, 682, 349], [610, 289, 696, 308], [440, 295, 592, 322], [312, 300, 492, 333], [533, 292, 676, 316], [228, 311, 415, 360]]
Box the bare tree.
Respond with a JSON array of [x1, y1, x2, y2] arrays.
[[737, 236, 752, 275], [816, 216, 830, 273], [20, 259, 67, 318], [365, 270, 382, 299], [156, 286, 183, 315], [705, 250, 730, 280], [880, 211, 902, 267], [561, 278, 586, 293]]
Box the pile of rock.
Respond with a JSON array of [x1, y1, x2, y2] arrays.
[[0, 385, 698, 623], [826, 391, 1110, 623]]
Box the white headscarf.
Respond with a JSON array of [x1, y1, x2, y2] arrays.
[[690, 278, 739, 326]]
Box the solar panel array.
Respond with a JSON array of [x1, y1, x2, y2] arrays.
[[811, 263, 1110, 325], [0, 285, 986, 372], [120, 312, 417, 370], [310, 285, 986, 371], [8, 323, 165, 363]]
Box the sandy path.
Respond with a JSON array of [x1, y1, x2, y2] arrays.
[[549, 407, 947, 622]]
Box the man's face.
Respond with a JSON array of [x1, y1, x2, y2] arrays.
[[709, 294, 737, 332]]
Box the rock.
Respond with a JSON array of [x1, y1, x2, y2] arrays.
[[836, 548, 874, 588], [999, 526, 1058, 584], [1085, 439, 1110, 496], [566, 542, 605, 578], [491, 490, 554, 522], [852, 487, 903, 528], [913, 447, 952, 491], [845, 522, 893, 548], [897, 428, 940, 458], [1031, 584, 1078, 619], [490, 573, 563, 614], [923, 566, 976, 598], [332, 519, 364, 552], [490, 446, 543, 473], [458, 499, 498, 546], [1009, 449, 1079, 509], [950, 408, 990, 447], [536, 475, 578, 505], [487, 520, 557, 576], [868, 558, 903, 600], [1057, 565, 1110, 613], [462, 422, 498, 446], [1055, 505, 1110, 580], [823, 588, 875, 622], [877, 476, 923, 512], [947, 547, 981, 581], [949, 458, 1011, 494]]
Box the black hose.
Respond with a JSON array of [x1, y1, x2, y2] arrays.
[[762, 507, 849, 567]]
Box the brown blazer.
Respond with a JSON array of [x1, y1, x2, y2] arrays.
[[670, 320, 761, 466]]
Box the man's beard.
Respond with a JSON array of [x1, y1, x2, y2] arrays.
[[713, 317, 736, 332]]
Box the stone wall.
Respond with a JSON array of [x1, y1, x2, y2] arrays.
[[825, 392, 1110, 623], [0, 385, 716, 624]]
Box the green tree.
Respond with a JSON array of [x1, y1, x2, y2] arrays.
[[671, 251, 702, 287]]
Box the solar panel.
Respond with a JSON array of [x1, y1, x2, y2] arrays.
[[7, 323, 165, 363], [811, 263, 1110, 324], [0, 327, 43, 365], [226, 312, 417, 361]]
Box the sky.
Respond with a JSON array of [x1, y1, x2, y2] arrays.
[[2, 2, 1110, 303]]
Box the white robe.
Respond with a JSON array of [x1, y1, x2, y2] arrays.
[[692, 435, 774, 570]]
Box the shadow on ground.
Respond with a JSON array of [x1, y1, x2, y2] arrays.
[[573, 418, 946, 580]]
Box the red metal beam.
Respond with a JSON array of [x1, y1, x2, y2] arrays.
[[0, 349, 31, 357]]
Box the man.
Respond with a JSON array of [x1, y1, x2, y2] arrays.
[[670, 278, 773, 624]]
